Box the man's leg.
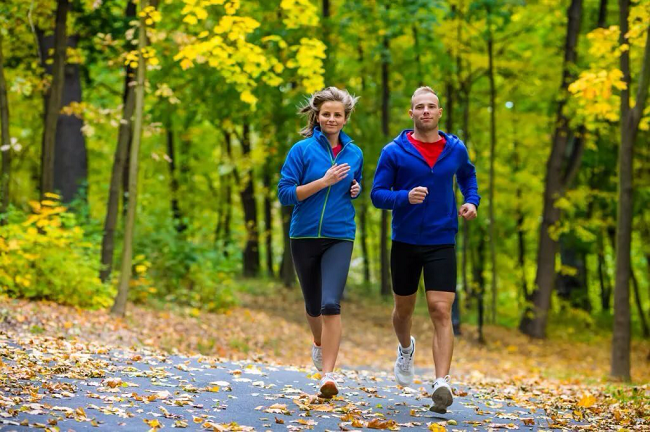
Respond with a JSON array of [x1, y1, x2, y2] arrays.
[[390, 241, 422, 386], [422, 244, 457, 413], [393, 293, 417, 348], [426, 291, 455, 378]]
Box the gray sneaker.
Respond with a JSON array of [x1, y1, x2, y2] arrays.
[[430, 375, 453, 413], [394, 336, 415, 386]]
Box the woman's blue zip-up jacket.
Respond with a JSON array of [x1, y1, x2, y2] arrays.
[[278, 127, 363, 241], [371, 130, 480, 245]]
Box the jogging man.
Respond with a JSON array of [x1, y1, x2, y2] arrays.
[[370, 86, 480, 413]]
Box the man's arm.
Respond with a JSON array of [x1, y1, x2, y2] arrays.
[[456, 146, 481, 208], [370, 149, 410, 210]]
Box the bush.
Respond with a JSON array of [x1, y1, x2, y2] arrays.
[[130, 224, 238, 312], [0, 195, 114, 309]]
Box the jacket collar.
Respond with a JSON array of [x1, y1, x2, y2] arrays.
[[313, 126, 353, 148]]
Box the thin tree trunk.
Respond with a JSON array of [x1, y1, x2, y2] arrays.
[[460, 68, 471, 299], [112, 0, 148, 316], [360, 195, 371, 284], [100, 0, 137, 283], [357, 43, 371, 285], [280, 205, 295, 287], [0, 33, 11, 221], [631, 266, 649, 338], [597, 0, 608, 27], [380, 25, 391, 296], [474, 227, 486, 344], [240, 123, 260, 277], [486, 15, 498, 324], [220, 131, 237, 257], [263, 166, 274, 277], [40, 0, 68, 200], [166, 122, 185, 233], [512, 114, 528, 301], [611, 0, 650, 379], [597, 230, 612, 311], [520, 0, 583, 338], [413, 25, 424, 87]]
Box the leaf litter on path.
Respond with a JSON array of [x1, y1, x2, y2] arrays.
[[0, 296, 648, 430]]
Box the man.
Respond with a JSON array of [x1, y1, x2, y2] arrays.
[[370, 86, 479, 413]]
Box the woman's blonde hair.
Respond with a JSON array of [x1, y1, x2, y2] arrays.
[[298, 86, 359, 137]]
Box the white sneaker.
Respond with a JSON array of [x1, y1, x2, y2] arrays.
[[394, 336, 415, 386], [311, 344, 322, 371], [430, 375, 453, 413], [318, 372, 338, 398]]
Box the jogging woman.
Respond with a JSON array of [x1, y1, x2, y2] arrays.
[[277, 87, 362, 398]]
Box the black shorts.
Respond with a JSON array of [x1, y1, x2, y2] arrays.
[[390, 240, 456, 296]]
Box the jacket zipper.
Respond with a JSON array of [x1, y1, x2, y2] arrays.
[[317, 137, 352, 237]]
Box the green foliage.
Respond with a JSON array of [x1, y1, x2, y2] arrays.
[[129, 223, 238, 313], [0, 197, 114, 309]]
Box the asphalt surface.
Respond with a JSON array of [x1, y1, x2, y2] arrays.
[[0, 346, 578, 431]]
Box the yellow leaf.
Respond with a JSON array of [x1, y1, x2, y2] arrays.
[[577, 394, 596, 408]]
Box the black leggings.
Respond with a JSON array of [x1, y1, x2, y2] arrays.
[[290, 238, 353, 317]]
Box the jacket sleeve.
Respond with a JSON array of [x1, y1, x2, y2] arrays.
[[277, 145, 303, 206], [370, 148, 410, 210], [352, 152, 363, 200], [456, 146, 481, 208]]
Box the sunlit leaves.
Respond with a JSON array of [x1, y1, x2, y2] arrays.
[[279, 0, 318, 29]]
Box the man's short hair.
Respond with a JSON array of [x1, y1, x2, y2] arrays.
[[411, 86, 440, 108]]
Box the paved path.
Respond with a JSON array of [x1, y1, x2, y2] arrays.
[[0, 344, 579, 431]]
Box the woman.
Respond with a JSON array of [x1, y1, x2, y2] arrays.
[[277, 87, 363, 398]]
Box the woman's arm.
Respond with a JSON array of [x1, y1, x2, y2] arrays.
[[297, 163, 350, 201]]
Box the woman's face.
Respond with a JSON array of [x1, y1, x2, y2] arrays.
[[318, 101, 347, 136]]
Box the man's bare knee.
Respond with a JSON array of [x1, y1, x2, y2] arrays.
[[429, 302, 451, 323]]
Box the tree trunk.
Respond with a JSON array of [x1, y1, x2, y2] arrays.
[[322, 0, 331, 82], [239, 123, 260, 277], [486, 19, 498, 324], [557, 238, 590, 310], [459, 70, 471, 300], [280, 205, 295, 287], [40, 0, 69, 200], [597, 230, 612, 311], [111, 0, 148, 316], [263, 166, 274, 277], [519, 0, 583, 338], [220, 131, 237, 256], [0, 33, 11, 221], [38, 32, 88, 204], [611, 0, 650, 379], [55, 36, 87, 203], [631, 266, 649, 338], [100, 0, 137, 283], [512, 114, 528, 301], [597, 0, 608, 28], [380, 23, 392, 296], [474, 226, 486, 344], [166, 122, 186, 233], [360, 195, 371, 284]]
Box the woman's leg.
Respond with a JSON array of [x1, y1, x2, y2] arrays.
[[290, 240, 323, 344], [319, 240, 354, 373]]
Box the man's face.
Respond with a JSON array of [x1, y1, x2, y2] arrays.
[[409, 93, 442, 132]]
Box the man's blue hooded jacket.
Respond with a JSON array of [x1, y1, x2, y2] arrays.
[[371, 130, 480, 245]]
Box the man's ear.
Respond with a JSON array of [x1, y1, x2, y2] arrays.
[[408, 109, 414, 119]]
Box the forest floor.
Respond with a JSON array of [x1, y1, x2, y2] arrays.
[[0, 284, 648, 430]]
